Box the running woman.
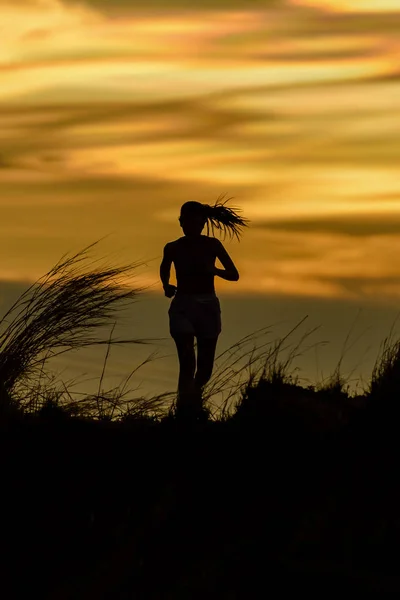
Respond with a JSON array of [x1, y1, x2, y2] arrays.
[[160, 198, 248, 414]]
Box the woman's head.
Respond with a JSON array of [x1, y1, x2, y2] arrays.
[[179, 201, 207, 236], [179, 196, 249, 240]]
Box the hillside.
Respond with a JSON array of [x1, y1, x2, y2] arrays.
[[3, 375, 400, 599]]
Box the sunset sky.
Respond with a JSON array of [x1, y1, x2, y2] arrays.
[[0, 0, 399, 398]]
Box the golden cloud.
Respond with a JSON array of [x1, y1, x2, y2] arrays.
[[0, 0, 398, 302]]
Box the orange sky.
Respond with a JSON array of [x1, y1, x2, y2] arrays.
[[0, 0, 399, 399], [0, 0, 399, 304]]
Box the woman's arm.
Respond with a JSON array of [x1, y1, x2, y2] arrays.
[[160, 244, 176, 297], [214, 241, 239, 281]]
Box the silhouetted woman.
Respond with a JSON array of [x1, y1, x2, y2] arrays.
[[160, 198, 248, 414]]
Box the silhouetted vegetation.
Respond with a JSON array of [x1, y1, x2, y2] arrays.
[[2, 248, 400, 598]]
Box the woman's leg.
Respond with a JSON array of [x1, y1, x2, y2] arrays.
[[172, 334, 196, 397], [194, 336, 219, 393]]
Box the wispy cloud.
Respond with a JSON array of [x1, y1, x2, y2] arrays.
[[292, 0, 400, 13], [0, 0, 398, 302]]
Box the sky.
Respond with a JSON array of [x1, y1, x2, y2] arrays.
[[0, 0, 399, 401]]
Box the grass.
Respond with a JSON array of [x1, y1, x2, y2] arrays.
[[0, 241, 389, 422], [3, 245, 400, 597], [0, 241, 153, 416], [369, 317, 400, 401]]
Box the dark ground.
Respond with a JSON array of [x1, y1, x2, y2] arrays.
[[2, 383, 400, 598]]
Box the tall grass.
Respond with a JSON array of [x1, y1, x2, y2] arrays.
[[316, 308, 371, 397], [0, 241, 147, 413], [51, 348, 175, 422], [2, 239, 399, 423], [204, 316, 326, 419], [369, 317, 400, 402]]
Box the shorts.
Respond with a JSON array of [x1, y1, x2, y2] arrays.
[[169, 293, 221, 338]]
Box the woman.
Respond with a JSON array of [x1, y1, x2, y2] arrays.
[[160, 198, 248, 414]]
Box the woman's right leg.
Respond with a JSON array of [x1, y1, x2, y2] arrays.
[[195, 335, 219, 393], [172, 333, 196, 397]]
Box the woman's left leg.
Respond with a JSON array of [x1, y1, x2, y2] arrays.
[[172, 333, 196, 397], [194, 336, 219, 393]]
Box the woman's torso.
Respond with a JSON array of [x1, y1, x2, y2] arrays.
[[169, 235, 219, 295]]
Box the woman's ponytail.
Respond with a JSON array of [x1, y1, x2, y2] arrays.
[[203, 195, 249, 241]]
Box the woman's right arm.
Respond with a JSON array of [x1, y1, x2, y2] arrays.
[[160, 243, 177, 297]]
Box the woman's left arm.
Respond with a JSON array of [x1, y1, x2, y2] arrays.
[[214, 241, 239, 281]]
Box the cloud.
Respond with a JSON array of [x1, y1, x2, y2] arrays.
[[70, 0, 282, 11], [291, 0, 400, 14], [253, 215, 400, 237], [0, 0, 399, 304]]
